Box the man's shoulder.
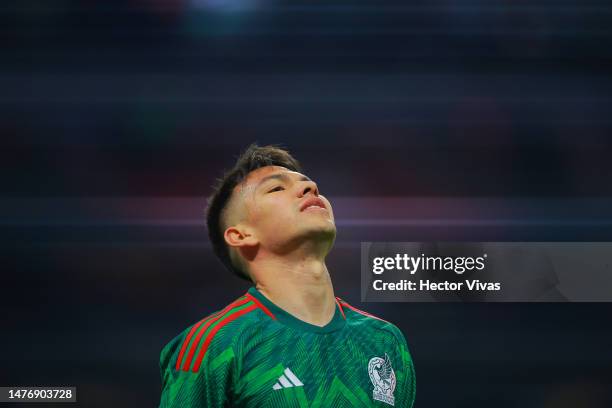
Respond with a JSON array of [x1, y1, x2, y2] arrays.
[[336, 297, 406, 343], [160, 291, 271, 374]]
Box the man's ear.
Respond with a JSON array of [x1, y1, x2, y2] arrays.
[[224, 224, 258, 249]]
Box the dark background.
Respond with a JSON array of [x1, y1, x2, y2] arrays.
[[2, 0, 612, 406]]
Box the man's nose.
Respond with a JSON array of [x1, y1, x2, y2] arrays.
[[299, 181, 319, 197]]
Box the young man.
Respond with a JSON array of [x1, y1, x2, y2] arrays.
[[159, 145, 416, 407]]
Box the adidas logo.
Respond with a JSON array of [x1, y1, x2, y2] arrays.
[[272, 367, 304, 390]]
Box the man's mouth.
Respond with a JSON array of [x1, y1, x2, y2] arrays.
[[300, 197, 327, 212]]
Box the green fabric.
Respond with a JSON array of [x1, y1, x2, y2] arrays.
[[247, 287, 347, 334], [159, 288, 416, 407]]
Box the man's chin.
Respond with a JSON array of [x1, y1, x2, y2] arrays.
[[271, 227, 336, 255], [302, 226, 337, 245]]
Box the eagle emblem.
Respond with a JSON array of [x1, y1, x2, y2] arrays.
[[368, 353, 396, 406]]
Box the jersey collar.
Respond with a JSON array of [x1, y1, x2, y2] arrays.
[[247, 287, 346, 334]]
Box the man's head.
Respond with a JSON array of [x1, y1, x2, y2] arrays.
[[206, 144, 336, 281]]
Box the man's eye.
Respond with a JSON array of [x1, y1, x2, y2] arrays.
[[267, 186, 284, 193]]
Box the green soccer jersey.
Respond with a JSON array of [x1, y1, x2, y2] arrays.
[[159, 287, 416, 407]]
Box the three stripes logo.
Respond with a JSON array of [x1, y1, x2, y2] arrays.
[[272, 367, 304, 390], [174, 293, 276, 373]]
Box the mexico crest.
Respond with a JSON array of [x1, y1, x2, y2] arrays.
[[368, 353, 396, 406]]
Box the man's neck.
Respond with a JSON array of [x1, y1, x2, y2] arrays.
[[251, 255, 336, 327]]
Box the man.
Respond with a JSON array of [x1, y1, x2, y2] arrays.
[[159, 144, 416, 407]]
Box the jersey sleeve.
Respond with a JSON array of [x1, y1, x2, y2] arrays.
[[158, 332, 236, 408], [392, 327, 416, 408]]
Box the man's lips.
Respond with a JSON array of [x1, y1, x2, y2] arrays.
[[300, 196, 327, 212]]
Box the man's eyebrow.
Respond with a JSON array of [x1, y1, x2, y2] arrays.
[[255, 173, 311, 189]]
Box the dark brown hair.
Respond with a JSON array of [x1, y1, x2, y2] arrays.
[[206, 144, 302, 280]]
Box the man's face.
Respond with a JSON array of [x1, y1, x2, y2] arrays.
[[232, 166, 336, 253]]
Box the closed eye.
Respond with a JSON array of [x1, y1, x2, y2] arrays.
[[267, 186, 285, 193]]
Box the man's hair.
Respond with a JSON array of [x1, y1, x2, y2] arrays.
[[206, 144, 302, 280]]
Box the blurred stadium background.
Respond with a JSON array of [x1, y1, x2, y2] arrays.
[[2, 0, 612, 406]]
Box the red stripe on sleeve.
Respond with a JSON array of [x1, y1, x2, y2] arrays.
[[179, 296, 250, 371], [245, 292, 276, 320], [175, 311, 221, 371], [192, 304, 258, 372], [335, 297, 346, 320]]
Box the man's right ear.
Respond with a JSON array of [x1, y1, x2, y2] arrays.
[[224, 225, 258, 249]]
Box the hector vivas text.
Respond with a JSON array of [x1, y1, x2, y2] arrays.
[[371, 253, 501, 292]]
